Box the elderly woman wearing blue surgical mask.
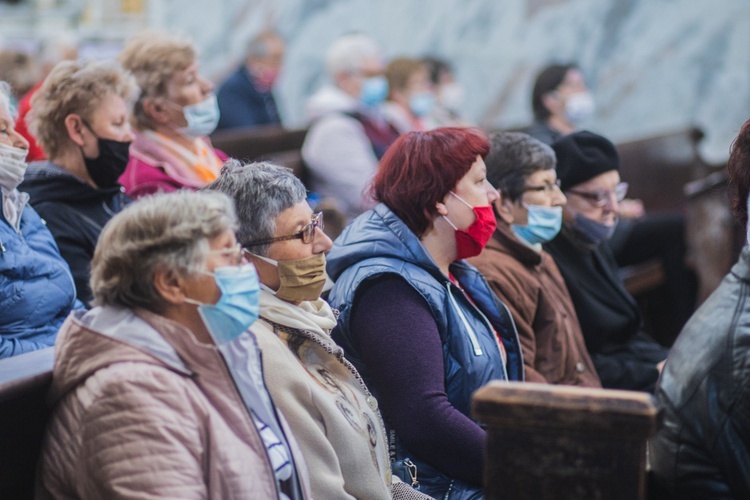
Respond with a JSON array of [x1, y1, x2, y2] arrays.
[[0, 81, 81, 358], [38, 190, 312, 499], [117, 32, 227, 199], [468, 131, 601, 388]]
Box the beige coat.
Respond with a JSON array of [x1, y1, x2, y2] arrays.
[[252, 291, 430, 500], [36, 307, 312, 499]]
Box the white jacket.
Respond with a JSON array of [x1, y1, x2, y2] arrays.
[[301, 86, 382, 220]]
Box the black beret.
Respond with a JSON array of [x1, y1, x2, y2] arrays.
[[551, 131, 620, 191]]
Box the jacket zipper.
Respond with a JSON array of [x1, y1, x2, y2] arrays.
[[475, 300, 510, 380], [447, 281, 511, 380], [446, 282, 483, 356]]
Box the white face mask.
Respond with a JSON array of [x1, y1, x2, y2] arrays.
[[175, 93, 220, 139], [564, 91, 595, 125], [0, 142, 29, 192], [439, 82, 465, 113]]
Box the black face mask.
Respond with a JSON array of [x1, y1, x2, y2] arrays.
[[81, 137, 131, 189]]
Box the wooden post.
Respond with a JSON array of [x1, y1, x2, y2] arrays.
[[472, 381, 659, 500]]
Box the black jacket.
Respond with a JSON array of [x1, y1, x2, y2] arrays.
[[544, 225, 667, 391], [19, 161, 129, 306], [650, 246, 750, 499]]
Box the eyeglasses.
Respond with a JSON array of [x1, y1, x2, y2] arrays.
[[245, 212, 324, 247], [523, 179, 562, 194], [209, 243, 247, 266], [567, 182, 629, 208]]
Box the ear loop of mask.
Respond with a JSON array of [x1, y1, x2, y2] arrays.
[[442, 191, 472, 229]]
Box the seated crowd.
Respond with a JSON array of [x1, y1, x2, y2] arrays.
[[0, 27, 745, 499]]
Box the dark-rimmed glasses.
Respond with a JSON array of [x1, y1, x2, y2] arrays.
[[567, 182, 628, 208], [523, 179, 562, 194], [245, 212, 324, 247]]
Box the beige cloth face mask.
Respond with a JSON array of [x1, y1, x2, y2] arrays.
[[254, 252, 328, 303]]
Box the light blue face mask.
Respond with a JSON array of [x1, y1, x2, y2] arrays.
[[185, 263, 260, 345], [359, 76, 389, 108], [176, 93, 220, 139], [571, 213, 618, 246], [512, 204, 563, 245], [409, 91, 436, 117]]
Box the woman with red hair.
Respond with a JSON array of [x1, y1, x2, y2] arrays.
[[327, 127, 524, 499]]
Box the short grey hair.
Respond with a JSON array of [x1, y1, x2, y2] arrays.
[[0, 81, 13, 117], [325, 33, 382, 77], [205, 159, 307, 256], [486, 131, 557, 202], [246, 30, 282, 60], [90, 190, 237, 313]]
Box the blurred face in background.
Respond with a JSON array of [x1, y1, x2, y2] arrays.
[[164, 60, 215, 128], [563, 170, 623, 226], [0, 105, 29, 150]]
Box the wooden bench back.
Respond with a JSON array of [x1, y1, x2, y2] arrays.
[[0, 348, 54, 500], [473, 381, 659, 500], [210, 125, 308, 182], [616, 127, 708, 213]]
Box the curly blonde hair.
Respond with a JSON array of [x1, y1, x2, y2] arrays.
[[28, 59, 139, 160], [118, 32, 197, 131]]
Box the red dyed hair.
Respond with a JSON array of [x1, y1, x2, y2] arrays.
[[371, 127, 490, 236], [728, 118, 750, 228]]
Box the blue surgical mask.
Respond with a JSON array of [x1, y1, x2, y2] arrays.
[[409, 92, 435, 117], [359, 76, 389, 108], [512, 204, 563, 245], [176, 93, 220, 139], [185, 263, 260, 344], [571, 213, 617, 246]]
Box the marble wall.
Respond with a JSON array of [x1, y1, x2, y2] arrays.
[[6, 0, 747, 163]]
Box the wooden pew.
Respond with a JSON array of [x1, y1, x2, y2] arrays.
[[210, 125, 308, 182], [0, 348, 54, 499], [616, 127, 708, 213], [684, 169, 743, 303], [473, 381, 659, 500], [615, 127, 710, 297]]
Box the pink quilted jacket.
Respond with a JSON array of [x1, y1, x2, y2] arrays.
[[36, 308, 311, 499]]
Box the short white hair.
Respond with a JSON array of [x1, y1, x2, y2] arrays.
[[0, 81, 14, 117], [39, 33, 79, 69], [325, 33, 382, 77]]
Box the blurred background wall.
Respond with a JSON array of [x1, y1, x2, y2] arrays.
[[1, 0, 748, 162]]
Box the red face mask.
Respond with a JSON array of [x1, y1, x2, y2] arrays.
[[443, 191, 497, 260], [253, 68, 280, 92]]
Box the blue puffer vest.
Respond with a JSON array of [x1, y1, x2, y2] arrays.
[[0, 200, 78, 358], [327, 204, 523, 497], [328, 202, 523, 409]]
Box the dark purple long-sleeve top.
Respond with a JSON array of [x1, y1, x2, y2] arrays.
[[348, 274, 486, 485]]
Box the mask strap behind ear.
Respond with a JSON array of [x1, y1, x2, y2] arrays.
[[251, 252, 279, 267]]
